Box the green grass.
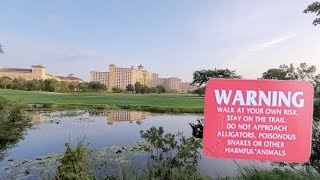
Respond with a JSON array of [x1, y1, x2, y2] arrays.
[[230, 167, 320, 180], [0, 89, 204, 113]]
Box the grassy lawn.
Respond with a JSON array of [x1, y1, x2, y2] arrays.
[[0, 89, 204, 113]]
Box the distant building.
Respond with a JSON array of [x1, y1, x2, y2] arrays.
[[90, 64, 153, 91], [165, 77, 181, 92], [0, 65, 84, 82], [107, 111, 148, 125], [88, 111, 148, 125], [56, 74, 84, 83], [157, 78, 167, 87], [90, 64, 197, 93], [180, 82, 198, 93]]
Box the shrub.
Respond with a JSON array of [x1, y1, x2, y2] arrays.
[[0, 97, 31, 160], [140, 126, 203, 179], [57, 143, 93, 180], [233, 167, 320, 180], [112, 86, 123, 93]]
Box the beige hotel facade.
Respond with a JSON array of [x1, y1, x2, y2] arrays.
[[0, 65, 84, 83], [90, 64, 198, 93]]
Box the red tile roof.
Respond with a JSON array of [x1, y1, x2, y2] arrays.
[[56, 75, 84, 82], [0, 68, 32, 73], [31, 65, 46, 68]]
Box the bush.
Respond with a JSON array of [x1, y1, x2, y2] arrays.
[[42, 79, 59, 92], [0, 97, 31, 160], [112, 86, 123, 93], [139, 126, 203, 180], [57, 143, 93, 180], [87, 82, 107, 92], [193, 87, 205, 96], [232, 167, 320, 180], [0, 76, 13, 89], [44, 103, 59, 109]]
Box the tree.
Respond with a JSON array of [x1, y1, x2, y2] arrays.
[[0, 76, 13, 89], [87, 82, 106, 92], [0, 97, 31, 160], [134, 82, 144, 94], [0, 43, 3, 54], [12, 78, 27, 90], [68, 81, 80, 92], [78, 83, 89, 92], [262, 68, 288, 80], [42, 79, 59, 92], [191, 69, 241, 87], [126, 84, 134, 93], [191, 69, 240, 96], [280, 63, 317, 81], [140, 126, 202, 179], [25, 80, 41, 91], [57, 143, 92, 179], [59, 81, 69, 93], [304, 2, 320, 26], [189, 119, 204, 139], [149, 87, 158, 93], [262, 63, 318, 81], [141, 85, 150, 94], [193, 87, 205, 96], [112, 86, 123, 93], [156, 85, 166, 94], [262, 63, 320, 95]]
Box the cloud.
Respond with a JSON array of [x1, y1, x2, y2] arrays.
[[47, 13, 66, 33], [249, 33, 297, 52], [222, 32, 299, 79]]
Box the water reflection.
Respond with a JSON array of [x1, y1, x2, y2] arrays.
[[0, 110, 270, 179], [88, 111, 149, 125]]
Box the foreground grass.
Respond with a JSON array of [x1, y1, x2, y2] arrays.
[[0, 89, 204, 113], [230, 168, 320, 180]]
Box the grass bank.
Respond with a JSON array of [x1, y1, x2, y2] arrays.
[[0, 89, 204, 113], [228, 167, 320, 180]]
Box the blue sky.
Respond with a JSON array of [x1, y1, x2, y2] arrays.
[[0, 0, 319, 81]]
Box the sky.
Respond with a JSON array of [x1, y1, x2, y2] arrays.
[[0, 0, 319, 82]]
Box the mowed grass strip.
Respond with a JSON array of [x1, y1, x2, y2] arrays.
[[0, 89, 204, 108]]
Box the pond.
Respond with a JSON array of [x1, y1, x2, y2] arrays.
[[0, 110, 269, 179]]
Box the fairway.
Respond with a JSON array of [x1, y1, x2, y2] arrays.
[[0, 89, 204, 110]]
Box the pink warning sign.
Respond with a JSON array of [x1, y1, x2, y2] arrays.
[[203, 79, 314, 162]]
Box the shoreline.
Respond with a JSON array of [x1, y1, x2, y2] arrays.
[[24, 103, 204, 114], [0, 89, 204, 114]]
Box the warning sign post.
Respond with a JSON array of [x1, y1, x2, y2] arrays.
[[203, 79, 314, 162]]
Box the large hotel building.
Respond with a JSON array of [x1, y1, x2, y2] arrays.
[[0, 65, 84, 82], [90, 64, 198, 93]]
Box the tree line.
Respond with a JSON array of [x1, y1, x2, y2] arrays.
[[113, 82, 166, 94], [191, 62, 320, 98], [0, 77, 107, 93], [0, 76, 168, 94]]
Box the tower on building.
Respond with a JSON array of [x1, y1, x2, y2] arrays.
[[138, 64, 144, 70]]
